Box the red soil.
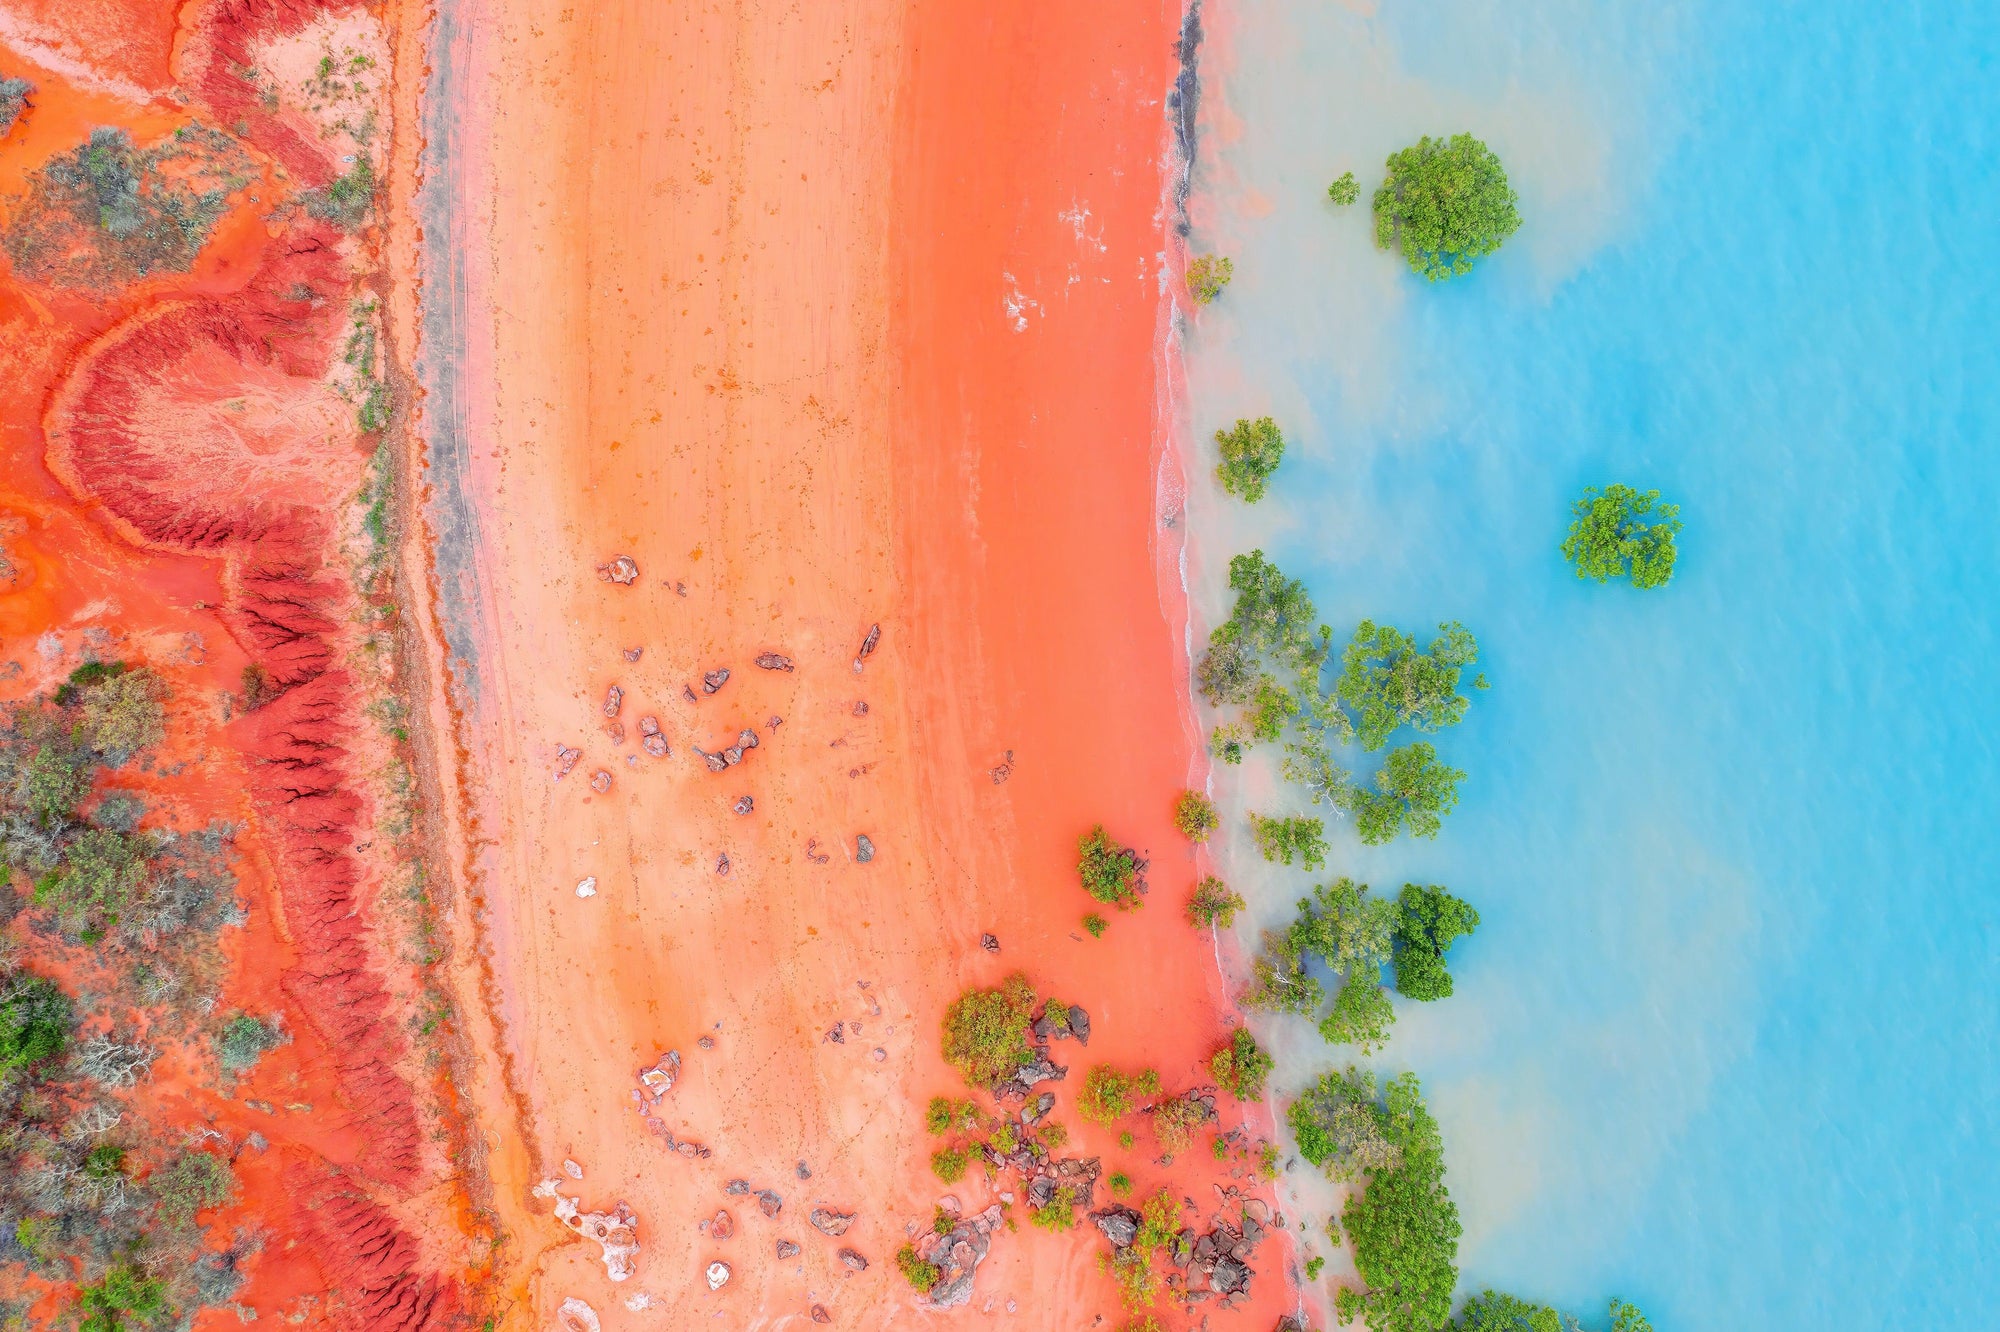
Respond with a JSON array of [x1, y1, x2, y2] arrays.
[[2, 2, 479, 1326]]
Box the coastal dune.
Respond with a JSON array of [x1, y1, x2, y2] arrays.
[[414, 0, 1297, 1326]]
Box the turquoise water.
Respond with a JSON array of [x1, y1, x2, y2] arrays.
[[1187, 2, 2000, 1328]]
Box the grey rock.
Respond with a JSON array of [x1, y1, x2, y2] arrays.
[[837, 1247, 868, 1272], [809, 1207, 854, 1237], [1211, 1255, 1251, 1295], [724, 1179, 750, 1196], [739, 728, 760, 750], [623, 647, 643, 662], [1091, 1206, 1142, 1249], [855, 834, 875, 862], [1068, 1005, 1090, 1045], [776, 1239, 801, 1259], [757, 1189, 782, 1217], [733, 796, 754, 815], [855, 623, 881, 664], [695, 747, 727, 772], [603, 684, 623, 717], [643, 733, 670, 758], [980, 932, 999, 953], [702, 668, 731, 694], [755, 652, 794, 671]]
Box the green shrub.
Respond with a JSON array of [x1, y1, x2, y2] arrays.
[[36, 828, 148, 932], [1372, 133, 1521, 280], [1561, 484, 1682, 589], [1078, 1065, 1159, 1125], [1195, 640, 1258, 707], [0, 972, 71, 1073], [21, 743, 91, 826], [1348, 742, 1465, 845], [1186, 876, 1245, 929], [1152, 1094, 1210, 1154], [14, 1215, 55, 1261], [76, 667, 165, 763], [1392, 884, 1479, 1001], [1187, 254, 1233, 304], [1108, 1171, 1132, 1197], [1248, 677, 1297, 742], [1215, 416, 1285, 502], [895, 1243, 941, 1292], [1083, 913, 1108, 938], [1242, 929, 1324, 1017], [1248, 813, 1328, 871], [1327, 171, 1360, 206], [1209, 1027, 1274, 1101], [1029, 1184, 1080, 1231], [1335, 620, 1484, 752], [54, 660, 127, 706], [1333, 1074, 1460, 1332], [930, 1146, 969, 1184], [217, 1013, 285, 1074], [84, 1142, 126, 1179], [1172, 790, 1219, 842], [940, 974, 1037, 1086], [1318, 979, 1396, 1053], [151, 1150, 234, 1223], [925, 1096, 956, 1134], [1078, 826, 1146, 908], [77, 1262, 167, 1332]]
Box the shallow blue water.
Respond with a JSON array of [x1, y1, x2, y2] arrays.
[[1190, 2, 2000, 1328]]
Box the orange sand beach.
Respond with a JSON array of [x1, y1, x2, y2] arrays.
[[405, 0, 1299, 1328]]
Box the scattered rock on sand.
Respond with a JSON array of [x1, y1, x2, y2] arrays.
[[757, 1189, 782, 1217], [1091, 1205, 1141, 1248], [564, 1159, 583, 1180], [638, 1050, 680, 1100], [603, 719, 625, 743], [810, 1306, 831, 1325], [755, 652, 794, 671], [705, 1261, 730, 1291], [590, 770, 612, 793], [796, 1160, 812, 1179], [809, 1207, 854, 1237], [603, 684, 624, 716], [989, 750, 1014, 783], [575, 877, 598, 898], [855, 834, 875, 863], [980, 932, 999, 953], [623, 647, 643, 662], [837, 1247, 868, 1272], [725, 1179, 749, 1196], [695, 747, 727, 772], [711, 1209, 734, 1240], [733, 795, 754, 815], [716, 853, 731, 877], [853, 622, 881, 670], [557, 1298, 601, 1332], [597, 555, 640, 585], [919, 1204, 1004, 1308], [805, 838, 830, 864], [683, 683, 699, 703], [852, 700, 869, 717], [1068, 1005, 1091, 1046], [777, 1239, 801, 1259], [643, 731, 669, 758], [553, 745, 581, 779], [537, 1182, 640, 1281], [703, 668, 731, 694]]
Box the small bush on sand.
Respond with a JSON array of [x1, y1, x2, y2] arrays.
[[1210, 1027, 1274, 1102], [1187, 876, 1245, 930], [940, 974, 1037, 1086], [1173, 791, 1219, 842], [1187, 254, 1234, 304], [216, 1013, 285, 1074], [1078, 826, 1146, 908], [895, 1244, 941, 1292], [1079, 1065, 1160, 1126], [930, 1146, 969, 1184], [1083, 913, 1108, 938]]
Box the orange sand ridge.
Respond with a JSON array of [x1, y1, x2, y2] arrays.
[[406, 0, 1298, 1327]]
